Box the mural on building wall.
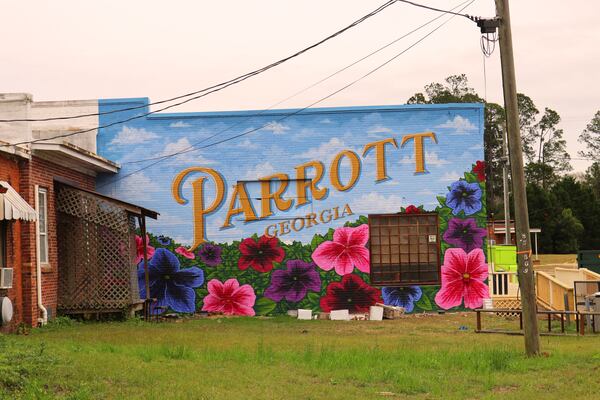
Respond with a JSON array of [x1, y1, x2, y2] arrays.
[[97, 100, 487, 315]]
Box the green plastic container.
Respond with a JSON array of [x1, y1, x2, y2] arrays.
[[577, 250, 600, 274], [489, 245, 517, 282]]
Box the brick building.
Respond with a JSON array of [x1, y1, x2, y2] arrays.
[[0, 93, 124, 330]]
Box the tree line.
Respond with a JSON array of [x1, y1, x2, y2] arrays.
[[407, 75, 600, 253]]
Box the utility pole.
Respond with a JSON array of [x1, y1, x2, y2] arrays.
[[494, 0, 540, 355], [502, 127, 511, 245]]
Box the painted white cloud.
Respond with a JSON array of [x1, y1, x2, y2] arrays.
[[351, 192, 404, 213], [399, 151, 450, 166], [469, 143, 484, 150], [109, 126, 159, 145], [159, 137, 216, 165], [439, 171, 461, 182], [237, 138, 259, 150], [263, 121, 290, 135], [367, 125, 392, 134], [435, 116, 476, 135], [296, 137, 345, 160], [416, 189, 436, 196], [320, 118, 333, 124], [243, 161, 276, 180], [169, 121, 191, 128], [107, 172, 160, 204]]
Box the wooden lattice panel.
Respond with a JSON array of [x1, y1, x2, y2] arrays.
[[369, 213, 440, 286], [57, 186, 139, 313]]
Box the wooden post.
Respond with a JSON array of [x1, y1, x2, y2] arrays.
[[138, 215, 151, 319], [476, 310, 482, 332], [495, 0, 541, 356]]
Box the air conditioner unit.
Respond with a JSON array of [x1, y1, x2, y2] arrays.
[[0, 268, 13, 289]]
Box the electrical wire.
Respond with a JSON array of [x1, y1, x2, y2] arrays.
[[97, 0, 475, 190], [0, 0, 398, 124], [122, 0, 474, 166], [396, 0, 476, 20]]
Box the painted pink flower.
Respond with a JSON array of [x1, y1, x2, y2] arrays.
[[434, 248, 489, 310], [311, 224, 370, 275], [202, 279, 256, 316], [175, 246, 196, 259], [135, 234, 155, 265]]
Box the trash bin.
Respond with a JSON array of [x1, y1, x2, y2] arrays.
[[577, 250, 600, 274]]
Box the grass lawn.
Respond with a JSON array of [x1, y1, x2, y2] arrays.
[[2, 314, 599, 400]]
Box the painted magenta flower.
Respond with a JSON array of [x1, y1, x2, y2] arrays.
[[311, 224, 370, 275], [175, 246, 196, 260], [157, 235, 172, 246], [320, 274, 381, 313], [138, 248, 204, 314], [198, 243, 222, 267], [135, 234, 155, 265], [434, 248, 489, 310], [382, 286, 422, 313], [238, 236, 285, 273], [445, 180, 482, 216], [443, 218, 487, 253], [264, 260, 321, 303], [472, 160, 486, 182], [405, 205, 421, 214], [202, 278, 256, 316]]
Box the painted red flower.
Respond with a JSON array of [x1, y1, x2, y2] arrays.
[[472, 160, 486, 182], [311, 224, 370, 275], [405, 205, 421, 214], [320, 274, 381, 313], [135, 234, 155, 265], [238, 235, 285, 273], [202, 279, 256, 316], [434, 248, 489, 310], [175, 246, 196, 259]]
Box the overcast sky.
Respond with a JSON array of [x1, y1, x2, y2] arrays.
[[1, 0, 598, 172]]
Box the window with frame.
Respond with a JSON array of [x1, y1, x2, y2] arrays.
[[369, 212, 440, 286], [38, 188, 49, 264]]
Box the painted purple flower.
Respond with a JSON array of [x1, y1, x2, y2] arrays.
[[264, 260, 321, 303], [445, 180, 482, 215], [157, 235, 172, 246], [138, 248, 204, 314], [382, 286, 422, 313], [443, 218, 487, 253], [198, 243, 222, 267]]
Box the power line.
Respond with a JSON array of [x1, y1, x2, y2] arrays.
[[122, 0, 474, 167], [396, 0, 476, 20], [98, 0, 474, 190], [0, 0, 398, 124]]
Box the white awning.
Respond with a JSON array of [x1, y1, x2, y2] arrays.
[[0, 181, 37, 221]]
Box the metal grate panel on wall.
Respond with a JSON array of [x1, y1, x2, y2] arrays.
[[56, 185, 140, 313], [369, 212, 441, 286]]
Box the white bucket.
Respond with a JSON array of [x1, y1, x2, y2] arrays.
[[297, 309, 312, 320], [369, 306, 384, 321], [482, 298, 494, 310]]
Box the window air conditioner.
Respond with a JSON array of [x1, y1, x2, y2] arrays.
[[0, 268, 13, 289]]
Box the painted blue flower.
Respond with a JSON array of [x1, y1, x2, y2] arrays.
[[445, 180, 482, 215], [382, 286, 422, 313], [157, 235, 172, 246], [138, 248, 204, 314]]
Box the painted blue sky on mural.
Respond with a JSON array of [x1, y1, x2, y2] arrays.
[[96, 99, 484, 244]]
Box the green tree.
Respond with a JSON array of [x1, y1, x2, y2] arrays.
[[584, 162, 600, 199], [521, 105, 572, 187], [552, 209, 584, 254], [578, 110, 600, 159]]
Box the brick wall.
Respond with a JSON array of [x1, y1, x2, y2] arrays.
[[0, 153, 24, 332], [19, 155, 95, 326]]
